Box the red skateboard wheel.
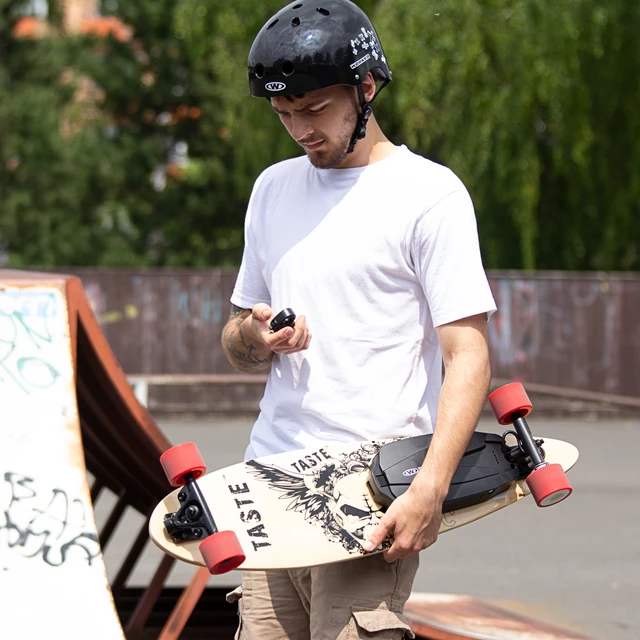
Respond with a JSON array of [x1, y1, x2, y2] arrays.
[[488, 382, 533, 425], [160, 442, 206, 487], [200, 531, 246, 575], [527, 463, 573, 507]]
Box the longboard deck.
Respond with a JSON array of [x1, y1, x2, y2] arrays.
[[149, 437, 578, 571]]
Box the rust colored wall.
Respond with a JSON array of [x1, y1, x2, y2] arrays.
[[63, 269, 640, 414], [488, 272, 640, 398]]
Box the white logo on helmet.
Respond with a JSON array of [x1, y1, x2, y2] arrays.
[[402, 467, 421, 477], [266, 82, 287, 92], [350, 27, 386, 65], [350, 54, 370, 70]]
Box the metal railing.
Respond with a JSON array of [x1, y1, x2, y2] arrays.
[[128, 373, 269, 408], [128, 373, 640, 412]]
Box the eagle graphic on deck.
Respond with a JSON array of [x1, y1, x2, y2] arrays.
[[245, 442, 390, 554]]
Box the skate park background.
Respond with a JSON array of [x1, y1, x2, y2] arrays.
[[68, 269, 640, 640], [1, 269, 638, 640], [92, 271, 640, 640], [3, 0, 640, 637]]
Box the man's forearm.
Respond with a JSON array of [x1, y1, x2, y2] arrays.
[[221, 307, 273, 373], [414, 350, 491, 499]]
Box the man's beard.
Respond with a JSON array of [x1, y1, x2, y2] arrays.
[[305, 101, 359, 169]]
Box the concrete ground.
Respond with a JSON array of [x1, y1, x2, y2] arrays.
[[96, 416, 639, 640]]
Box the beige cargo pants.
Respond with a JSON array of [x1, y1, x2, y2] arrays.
[[226, 553, 419, 639]]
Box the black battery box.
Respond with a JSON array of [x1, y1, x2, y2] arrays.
[[368, 432, 521, 512]]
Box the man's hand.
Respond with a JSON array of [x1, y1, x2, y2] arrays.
[[250, 303, 312, 355], [362, 483, 444, 562], [221, 303, 312, 372]]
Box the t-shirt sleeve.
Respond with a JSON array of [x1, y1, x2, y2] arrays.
[[230, 177, 271, 310], [411, 187, 496, 328]]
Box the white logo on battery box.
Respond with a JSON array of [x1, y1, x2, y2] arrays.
[[266, 82, 286, 92], [402, 467, 421, 477]]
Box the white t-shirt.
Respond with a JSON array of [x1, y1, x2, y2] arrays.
[[231, 145, 496, 460]]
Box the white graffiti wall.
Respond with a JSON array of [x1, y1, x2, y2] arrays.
[[0, 287, 125, 638]]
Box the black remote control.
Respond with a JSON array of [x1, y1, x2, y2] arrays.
[[269, 308, 296, 333]]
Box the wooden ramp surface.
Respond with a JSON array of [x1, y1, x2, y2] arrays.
[[405, 593, 596, 640], [0, 272, 170, 639]]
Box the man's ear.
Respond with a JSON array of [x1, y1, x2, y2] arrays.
[[361, 72, 377, 103]]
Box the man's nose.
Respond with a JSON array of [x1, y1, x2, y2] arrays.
[[289, 115, 313, 141]]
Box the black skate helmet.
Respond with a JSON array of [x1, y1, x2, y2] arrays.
[[248, 0, 391, 152]]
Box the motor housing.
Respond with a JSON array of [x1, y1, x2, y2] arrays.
[[368, 432, 522, 512]]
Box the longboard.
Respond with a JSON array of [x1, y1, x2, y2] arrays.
[[149, 434, 578, 571]]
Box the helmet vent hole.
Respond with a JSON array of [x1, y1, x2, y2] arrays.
[[282, 61, 295, 76], [291, 17, 300, 27], [292, 3, 303, 8], [254, 64, 264, 79], [317, 7, 330, 15], [267, 19, 279, 30]]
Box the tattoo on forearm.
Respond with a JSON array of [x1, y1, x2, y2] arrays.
[[229, 304, 246, 320], [223, 305, 270, 371]]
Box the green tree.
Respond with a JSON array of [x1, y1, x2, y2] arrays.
[[78, 0, 239, 266], [0, 0, 152, 266], [2, 0, 639, 270], [174, 0, 300, 199], [0, 0, 249, 267], [375, 0, 640, 270]]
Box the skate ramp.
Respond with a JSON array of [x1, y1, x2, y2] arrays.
[[0, 271, 170, 639]]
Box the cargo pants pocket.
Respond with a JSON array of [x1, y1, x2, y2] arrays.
[[341, 609, 415, 639], [225, 585, 243, 639]]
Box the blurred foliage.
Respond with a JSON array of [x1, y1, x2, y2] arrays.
[[374, 0, 640, 270], [0, 0, 246, 266], [0, 0, 639, 269]]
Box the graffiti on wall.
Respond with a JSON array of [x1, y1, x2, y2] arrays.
[[84, 276, 226, 329], [0, 472, 100, 569], [489, 280, 541, 369], [0, 292, 61, 395], [488, 278, 625, 390], [169, 279, 225, 325]]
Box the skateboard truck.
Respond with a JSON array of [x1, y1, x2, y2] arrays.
[[159, 442, 246, 574], [164, 472, 218, 543], [501, 422, 545, 473], [489, 383, 573, 507]]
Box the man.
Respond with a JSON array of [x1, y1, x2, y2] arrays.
[[222, 1, 496, 638]]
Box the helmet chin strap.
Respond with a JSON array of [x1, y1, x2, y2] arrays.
[[346, 77, 390, 154], [346, 85, 372, 155]]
